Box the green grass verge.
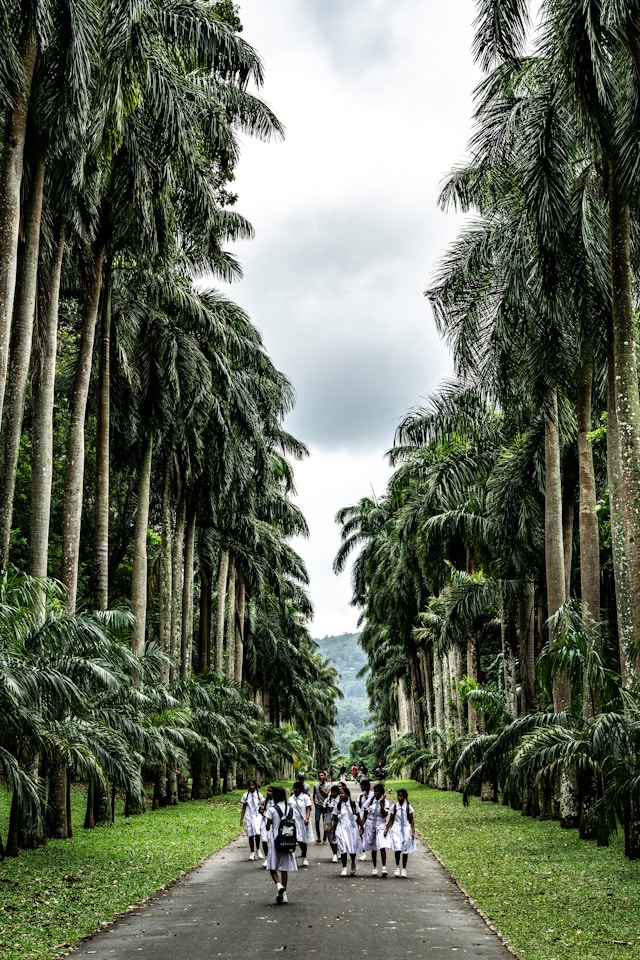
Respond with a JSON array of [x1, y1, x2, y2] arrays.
[[0, 787, 244, 960], [390, 780, 640, 960]]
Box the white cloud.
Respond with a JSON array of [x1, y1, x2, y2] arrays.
[[220, 0, 483, 636]]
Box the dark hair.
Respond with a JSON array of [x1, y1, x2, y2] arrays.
[[292, 780, 303, 792], [360, 779, 371, 791], [271, 786, 286, 805], [396, 788, 409, 802]]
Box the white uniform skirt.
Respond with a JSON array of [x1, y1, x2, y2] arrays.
[[388, 802, 417, 854], [265, 804, 299, 873], [290, 796, 315, 846], [362, 802, 391, 852], [334, 804, 362, 855]]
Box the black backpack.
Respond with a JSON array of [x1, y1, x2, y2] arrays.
[[274, 803, 297, 852]]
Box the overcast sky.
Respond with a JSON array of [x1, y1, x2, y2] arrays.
[[222, 1, 482, 638]]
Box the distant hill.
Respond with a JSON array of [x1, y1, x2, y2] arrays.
[[315, 633, 371, 756]]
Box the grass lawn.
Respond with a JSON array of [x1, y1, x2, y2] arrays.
[[0, 786, 244, 960], [3, 780, 640, 960], [395, 780, 640, 960]]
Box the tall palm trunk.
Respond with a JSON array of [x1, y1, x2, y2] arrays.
[[159, 460, 173, 682], [94, 258, 112, 610], [180, 498, 197, 680], [225, 554, 236, 681], [60, 240, 105, 612], [0, 38, 38, 428], [608, 162, 640, 667], [518, 581, 536, 713], [577, 357, 601, 718], [199, 570, 211, 673], [0, 152, 46, 567], [30, 224, 65, 579], [545, 389, 569, 712], [607, 353, 636, 687], [215, 548, 229, 671], [131, 435, 153, 656], [234, 572, 245, 684], [170, 486, 186, 682], [432, 649, 445, 789]]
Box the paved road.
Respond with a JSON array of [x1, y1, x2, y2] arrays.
[[69, 835, 518, 959]]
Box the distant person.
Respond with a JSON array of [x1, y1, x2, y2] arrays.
[[258, 785, 274, 864], [339, 763, 347, 782], [312, 771, 329, 843], [360, 762, 368, 778], [295, 772, 311, 796], [327, 764, 335, 781], [290, 779, 314, 866], [324, 783, 340, 862], [384, 787, 416, 877], [360, 781, 391, 877], [265, 786, 298, 903], [374, 761, 386, 780], [351, 763, 358, 780], [239, 780, 264, 860]]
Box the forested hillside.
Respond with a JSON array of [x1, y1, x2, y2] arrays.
[[315, 633, 371, 756]]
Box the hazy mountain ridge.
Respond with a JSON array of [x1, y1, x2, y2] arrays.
[[315, 632, 370, 755]]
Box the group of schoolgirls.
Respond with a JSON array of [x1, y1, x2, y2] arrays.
[[240, 778, 416, 904], [324, 779, 416, 878]]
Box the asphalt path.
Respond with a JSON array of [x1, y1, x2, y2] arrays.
[[69, 829, 519, 959]]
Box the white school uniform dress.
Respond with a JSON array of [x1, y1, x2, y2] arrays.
[[260, 798, 274, 844], [334, 799, 362, 855], [362, 797, 391, 852], [357, 789, 374, 824], [265, 801, 299, 873], [241, 789, 264, 837], [290, 793, 315, 845], [388, 801, 417, 854], [324, 795, 338, 837]]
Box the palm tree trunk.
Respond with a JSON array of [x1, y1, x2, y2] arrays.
[[46, 750, 69, 839], [234, 572, 245, 684], [0, 152, 46, 567], [432, 649, 445, 789], [545, 389, 569, 712], [0, 38, 38, 428], [159, 460, 173, 683], [170, 486, 186, 682], [215, 548, 229, 671], [577, 357, 601, 718], [29, 224, 65, 579], [518, 581, 536, 713], [198, 570, 211, 674], [94, 257, 112, 610], [180, 497, 197, 680], [131, 435, 153, 656], [225, 553, 236, 681], [501, 596, 518, 718], [608, 161, 640, 668], [607, 352, 636, 687], [60, 240, 105, 612]]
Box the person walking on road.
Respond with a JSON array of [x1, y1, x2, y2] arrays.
[[333, 782, 361, 876], [312, 770, 329, 843], [265, 786, 297, 903], [324, 783, 340, 862], [290, 779, 314, 866], [258, 785, 274, 865], [384, 787, 416, 877], [240, 780, 264, 860], [360, 781, 390, 877], [356, 778, 374, 861]]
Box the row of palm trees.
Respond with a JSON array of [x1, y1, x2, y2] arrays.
[[336, 0, 640, 859], [0, 2, 339, 856]]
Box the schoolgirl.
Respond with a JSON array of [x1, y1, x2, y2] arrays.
[[332, 782, 362, 876], [360, 781, 390, 876], [290, 779, 315, 865], [259, 785, 275, 865], [383, 787, 416, 877], [356, 778, 374, 861], [240, 780, 265, 860], [324, 783, 340, 862], [265, 785, 298, 903]]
